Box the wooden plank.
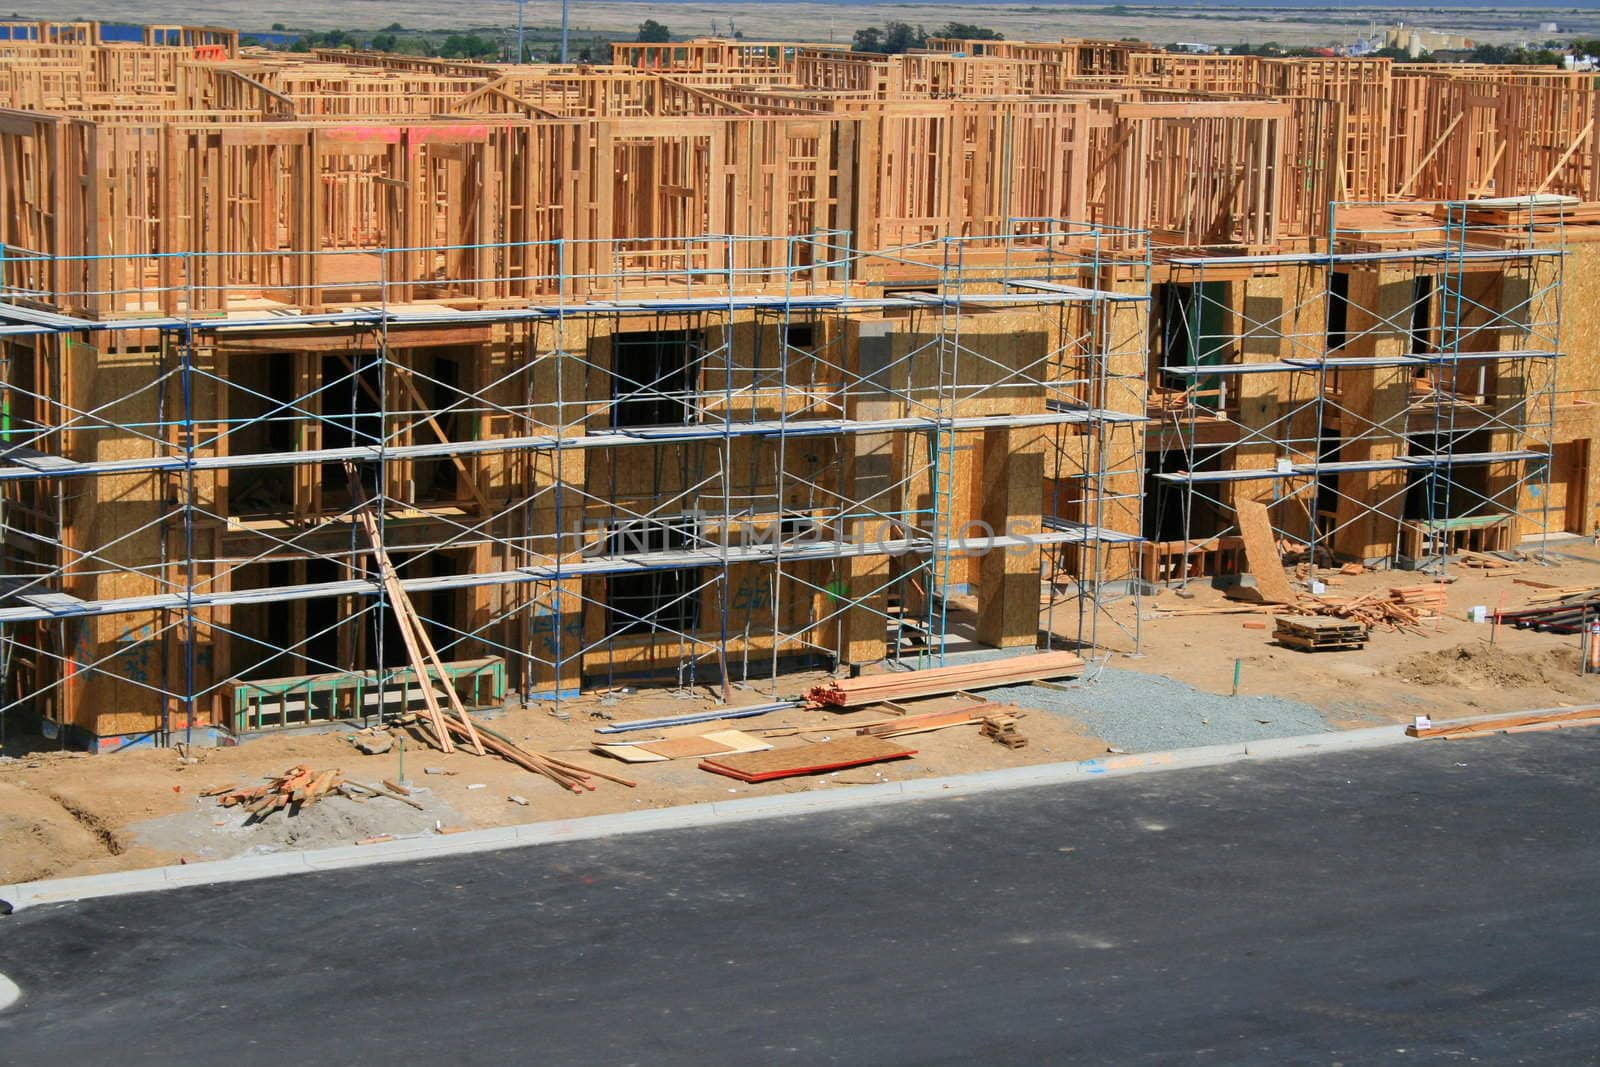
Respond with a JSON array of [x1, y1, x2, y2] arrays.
[[1408, 706, 1600, 738]]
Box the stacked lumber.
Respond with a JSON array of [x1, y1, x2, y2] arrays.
[[859, 704, 997, 739], [805, 651, 1084, 708], [1388, 585, 1448, 612], [1406, 706, 1600, 739], [699, 736, 917, 782], [214, 766, 344, 818]]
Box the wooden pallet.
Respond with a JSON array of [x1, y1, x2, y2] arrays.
[[1274, 615, 1368, 651]]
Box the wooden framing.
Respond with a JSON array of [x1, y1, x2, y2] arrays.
[[5, 24, 1600, 745]]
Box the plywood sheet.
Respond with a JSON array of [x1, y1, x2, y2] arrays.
[[640, 736, 738, 759], [1235, 499, 1299, 605], [699, 736, 917, 782], [601, 729, 772, 762], [593, 743, 671, 763]]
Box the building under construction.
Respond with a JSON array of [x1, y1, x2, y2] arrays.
[[1, 22, 1597, 749]]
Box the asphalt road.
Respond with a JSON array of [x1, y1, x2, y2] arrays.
[[3, 730, 1599, 1065]]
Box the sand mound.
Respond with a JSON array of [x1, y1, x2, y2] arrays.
[[1386, 642, 1588, 692]]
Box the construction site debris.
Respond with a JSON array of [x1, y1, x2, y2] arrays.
[[594, 702, 794, 734], [343, 780, 425, 810], [215, 766, 343, 819], [352, 731, 394, 756], [805, 652, 1085, 708], [980, 715, 1028, 749]]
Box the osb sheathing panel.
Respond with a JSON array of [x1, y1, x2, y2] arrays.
[[977, 424, 1046, 648], [1331, 269, 1415, 561], [64, 338, 226, 734], [1227, 266, 1326, 538], [1559, 243, 1600, 404]]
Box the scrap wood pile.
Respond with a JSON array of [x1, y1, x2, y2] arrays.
[[805, 650, 1085, 709], [1407, 705, 1600, 740], [1498, 587, 1600, 634], [1167, 585, 1447, 633], [203, 766, 335, 817], [210, 766, 341, 817], [209, 766, 433, 819], [1286, 585, 1446, 635]]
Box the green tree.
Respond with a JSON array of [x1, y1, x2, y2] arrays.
[[1469, 43, 1560, 66], [937, 22, 1003, 42], [370, 32, 397, 52], [439, 33, 496, 59], [853, 21, 927, 54], [636, 19, 671, 43], [852, 26, 883, 52]]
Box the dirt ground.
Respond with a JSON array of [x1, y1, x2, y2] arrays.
[[0, 689, 1105, 884], [1095, 538, 1600, 727], [5, 540, 1598, 885]]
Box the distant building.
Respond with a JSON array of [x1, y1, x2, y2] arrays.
[[1383, 24, 1473, 57]]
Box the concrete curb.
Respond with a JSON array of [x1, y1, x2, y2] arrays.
[[0, 723, 1415, 912]]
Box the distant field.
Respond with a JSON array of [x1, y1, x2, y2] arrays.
[[37, 1, 1600, 48]]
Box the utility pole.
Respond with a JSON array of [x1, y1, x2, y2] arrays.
[[514, 0, 526, 62], [560, 0, 570, 63]]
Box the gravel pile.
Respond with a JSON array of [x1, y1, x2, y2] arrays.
[[931, 646, 1336, 752]]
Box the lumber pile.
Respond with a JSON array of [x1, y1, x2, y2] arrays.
[[805, 651, 1084, 708], [214, 766, 345, 818], [1161, 584, 1445, 637], [859, 704, 998, 739], [1387, 585, 1448, 613], [1288, 586, 1444, 635], [698, 736, 917, 782], [1406, 706, 1600, 740]]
